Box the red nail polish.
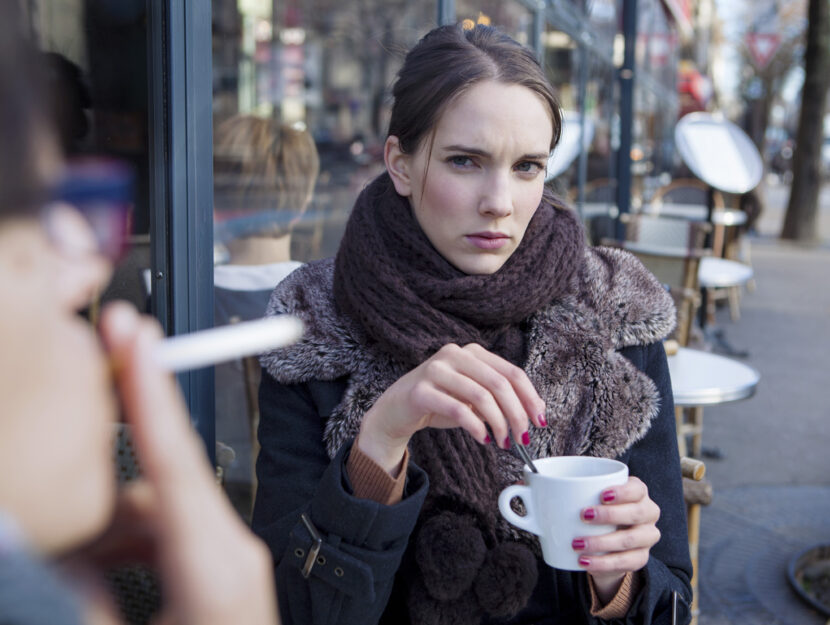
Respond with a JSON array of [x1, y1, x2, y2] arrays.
[[503, 436, 511, 449], [602, 490, 616, 503], [521, 431, 530, 446], [537, 413, 547, 427], [583, 508, 596, 520], [572, 538, 586, 550], [578, 556, 591, 567], [483, 435, 491, 444]]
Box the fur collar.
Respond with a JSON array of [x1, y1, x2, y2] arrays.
[[262, 246, 675, 461]]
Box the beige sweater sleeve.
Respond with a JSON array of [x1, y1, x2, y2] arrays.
[[588, 571, 641, 619], [346, 444, 409, 505]]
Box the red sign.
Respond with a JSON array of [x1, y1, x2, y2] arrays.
[[746, 32, 781, 69]]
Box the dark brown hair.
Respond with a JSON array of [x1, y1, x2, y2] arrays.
[[387, 24, 562, 155], [0, 4, 57, 218]]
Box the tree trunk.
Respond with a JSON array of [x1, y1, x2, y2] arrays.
[[782, 0, 830, 242]]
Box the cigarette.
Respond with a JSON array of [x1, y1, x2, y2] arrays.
[[153, 315, 304, 372]]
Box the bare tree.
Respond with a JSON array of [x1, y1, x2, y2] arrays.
[[782, 0, 830, 242]]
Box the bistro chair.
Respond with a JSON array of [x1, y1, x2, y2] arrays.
[[573, 178, 618, 245], [651, 178, 725, 211], [651, 179, 751, 322], [604, 213, 711, 348]]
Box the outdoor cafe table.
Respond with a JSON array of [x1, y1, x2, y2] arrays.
[[667, 346, 760, 457], [640, 202, 747, 227]]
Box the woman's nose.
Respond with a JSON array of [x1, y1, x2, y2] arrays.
[[478, 171, 513, 218]]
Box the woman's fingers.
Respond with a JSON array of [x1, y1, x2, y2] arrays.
[[580, 478, 659, 526], [573, 524, 661, 558], [462, 343, 546, 427], [423, 344, 544, 447], [573, 476, 661, 576], [412, 381, 491, 444]]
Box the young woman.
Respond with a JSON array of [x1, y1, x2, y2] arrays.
[[253, 24, 692, 625]]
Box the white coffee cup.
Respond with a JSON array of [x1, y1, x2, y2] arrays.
[[498, 456, 628, 571]]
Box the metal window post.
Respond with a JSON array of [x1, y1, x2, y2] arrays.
[[151, 0, 215, 462], [438, 0, 455, 26], [615, 0, 637, 237]]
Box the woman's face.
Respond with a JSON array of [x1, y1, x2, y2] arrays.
[[0, 205, 116, 554], [386, 80, 553, 275]]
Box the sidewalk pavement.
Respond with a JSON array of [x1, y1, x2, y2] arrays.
[[693, 180, 830, 624]]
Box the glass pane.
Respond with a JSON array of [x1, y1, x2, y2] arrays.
[[211, 0, 437, 519], [455, 0, 532, 46], [22, 0, 153, 313]]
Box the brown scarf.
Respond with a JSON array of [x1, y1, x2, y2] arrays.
[[333, 173, 584, 368], [332, 173, 586, 624]]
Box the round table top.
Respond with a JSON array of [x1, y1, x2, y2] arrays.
[[668, 347, 760, 406], [698, 256, 754, 288], [642, 203, 748, 226]]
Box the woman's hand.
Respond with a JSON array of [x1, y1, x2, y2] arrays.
[[356, 343, 547, 474], [97, 302, 279, 625], [571, 477, 661, 603]]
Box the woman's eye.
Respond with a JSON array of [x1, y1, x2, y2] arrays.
[[448, 155, 474, 168], [516, 161, 544, 174]]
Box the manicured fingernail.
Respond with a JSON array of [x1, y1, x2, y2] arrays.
[[521, 431, 530, 446], [537, 413, 547, 427], [578, 556, 591, 567], [602, 490, 616, 503], [503, 436, 511, 449], [483, 435, 491, 444], [582, 508, 596, 521], [572, 538, 586, 550]]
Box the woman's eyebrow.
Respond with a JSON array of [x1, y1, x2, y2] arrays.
[[440, 144, 548, 161], [441, 144, 489, 156]]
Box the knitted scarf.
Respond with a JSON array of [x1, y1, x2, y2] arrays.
[[332, 173, 585, 624], [333, 173, 584, 368]]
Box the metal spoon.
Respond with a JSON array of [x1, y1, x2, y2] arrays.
[[510, 431, 539, 474]]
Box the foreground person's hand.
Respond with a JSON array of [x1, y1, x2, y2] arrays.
[[572, 476, 661, 602], [357, 343, 547, 475], [100, 302, 279, 625]]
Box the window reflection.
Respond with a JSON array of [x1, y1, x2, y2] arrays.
[[21, 0, 151, 312], [211, 0, 436, 518]]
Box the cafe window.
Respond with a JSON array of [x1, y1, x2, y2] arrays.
[[542, 20, 619, 205], [455, 0, 533, 46], [21, 0, 153, 315], [634, 0, 680, 201], [211, 0, 437, 518]]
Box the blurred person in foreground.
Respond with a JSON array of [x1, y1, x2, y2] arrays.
[[0, 7, 278, 625]]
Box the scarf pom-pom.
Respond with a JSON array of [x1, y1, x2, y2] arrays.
[[408, 577, 482, 625], [414, 511, 487, 600], [474, 542, 539, 618]]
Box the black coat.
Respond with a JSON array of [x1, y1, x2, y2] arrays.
[[252, 250, 693, 625], [253, 342, 692, 625]]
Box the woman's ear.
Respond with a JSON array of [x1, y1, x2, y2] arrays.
[[384, 136, 412, 197]]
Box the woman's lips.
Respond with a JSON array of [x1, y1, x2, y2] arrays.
[[466, 232, 510, 250]]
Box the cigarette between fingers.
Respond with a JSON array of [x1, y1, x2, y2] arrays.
[[110, 315, 304, 375]]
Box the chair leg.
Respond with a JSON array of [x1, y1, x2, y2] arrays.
[[687, 501, 701, 625], [675, 406, 688, 457], [690, 406, 704, 459], [727, 286, 741, 321]]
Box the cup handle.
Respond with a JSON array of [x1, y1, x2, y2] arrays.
[[498, 484, 541, 535]]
